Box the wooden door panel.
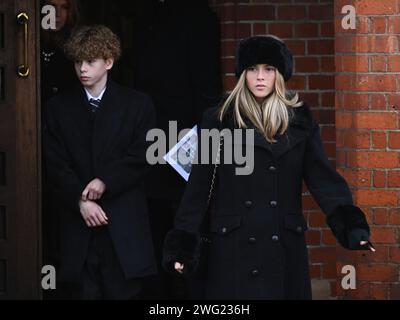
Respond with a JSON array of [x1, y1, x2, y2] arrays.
[[0, 0, 40, 299]]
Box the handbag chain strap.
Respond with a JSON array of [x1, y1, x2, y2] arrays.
[[200, 134, 223, 244], [207, 135, 223, 206]]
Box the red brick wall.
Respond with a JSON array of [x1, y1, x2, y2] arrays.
[[335, 0, 400, 300], [210, 0, 338, 298]]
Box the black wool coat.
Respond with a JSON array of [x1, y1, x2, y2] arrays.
[[40, 48, 78, 107], [163, 104, 371, 300], [44, 79, 157, 283]]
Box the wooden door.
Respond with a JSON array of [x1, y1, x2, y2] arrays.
[[0, 0, 40, 299]]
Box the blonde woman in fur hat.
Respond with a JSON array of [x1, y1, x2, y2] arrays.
[[163, 35, 374, 300]]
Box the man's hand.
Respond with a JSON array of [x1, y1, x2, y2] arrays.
[[174, 262, 184, 274], [82, 178, 106, 201], [79, 200, 109, 227]]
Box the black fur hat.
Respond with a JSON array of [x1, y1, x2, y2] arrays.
[[235, 36, 293, 81]]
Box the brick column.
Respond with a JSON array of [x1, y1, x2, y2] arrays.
[[335, 0, 400, 299]]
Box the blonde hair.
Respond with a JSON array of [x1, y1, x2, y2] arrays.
[[219, 69, 303, 143]]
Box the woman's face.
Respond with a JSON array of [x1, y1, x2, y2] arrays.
[[245, 64, 276, 103], [48, 0, 70, 31]]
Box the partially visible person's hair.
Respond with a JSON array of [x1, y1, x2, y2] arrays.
[[41, 0, 82, 49], [219, 69, 302, 143], [63, 0, 81, 31], [64, 25, 122, 62]]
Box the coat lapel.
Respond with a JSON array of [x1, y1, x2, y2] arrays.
[[70, 86, 93, 139], [92, 79, 124, 164], [270, 104, 314, 159], [268, 126, 308, 159]]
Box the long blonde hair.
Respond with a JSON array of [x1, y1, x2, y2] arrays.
[[219, 69, 303, 143]]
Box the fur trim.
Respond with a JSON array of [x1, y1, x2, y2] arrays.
[[326, 205, 370, 249], [289, 104, 314, 131], [235, 36, 293, 81], [162, 229, 200, 274]]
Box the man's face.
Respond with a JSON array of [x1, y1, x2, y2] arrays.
[[74, 58, 113, 88]]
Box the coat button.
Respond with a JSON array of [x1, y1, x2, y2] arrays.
[[251, 269, 259, 277], [248, 237, 256, 244], [296, 226, 303, 234], [244, 201, 252, 208], [270, 201, 278, 208], [221, 227, 227, 234], [272, 235, 279, 242], [269, 166, 277, 172]]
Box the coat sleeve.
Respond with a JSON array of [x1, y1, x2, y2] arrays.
[[44, 100, 85, 213], [96, 96, 156, 199], [163, 107, 220, 274], [303, 121, 371, 250]]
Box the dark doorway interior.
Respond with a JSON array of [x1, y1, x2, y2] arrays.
[[41, 0, 222, 299]]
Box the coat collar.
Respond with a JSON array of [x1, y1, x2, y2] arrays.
[[221, 103, 314, 159], [272, 104, 314, 158]]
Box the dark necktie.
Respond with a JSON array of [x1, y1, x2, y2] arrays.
[[89, 98, 101, 113]]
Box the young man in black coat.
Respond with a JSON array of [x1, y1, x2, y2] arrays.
[[44, 25, 157, 299]]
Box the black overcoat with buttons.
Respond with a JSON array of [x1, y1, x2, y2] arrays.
[[163, 104, 371, 300], [44, 79, 157, 283]]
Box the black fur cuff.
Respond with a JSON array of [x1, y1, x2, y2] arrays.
[[162, 229, 200, 274], [326, 204, 370, 249]]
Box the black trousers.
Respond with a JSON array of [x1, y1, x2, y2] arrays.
[[76, 227, 143, 300]]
